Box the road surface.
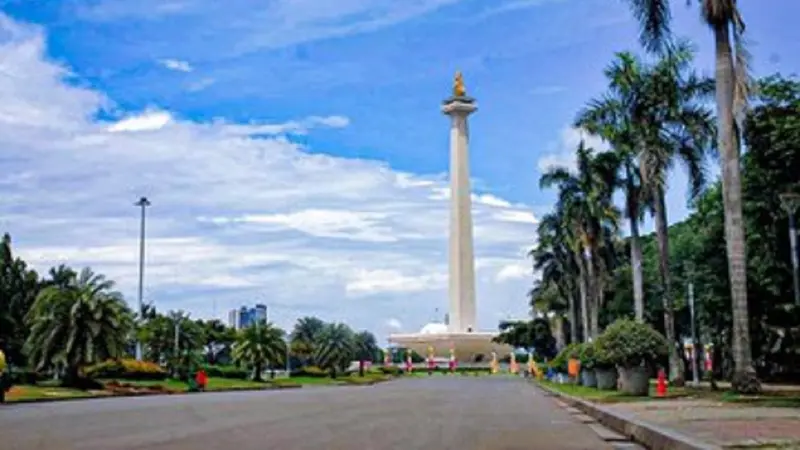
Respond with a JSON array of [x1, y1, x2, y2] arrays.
[[0, 376, 639, 449]]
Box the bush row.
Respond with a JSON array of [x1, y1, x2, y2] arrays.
[[550, 319, 670, 373], [84, 359, 168, 380]]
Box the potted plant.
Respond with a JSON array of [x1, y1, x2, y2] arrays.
[[577, 343, 597, 387], [595, 319, 669, 396], [593, 344, 617, 390]]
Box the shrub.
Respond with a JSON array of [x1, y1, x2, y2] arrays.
[[290, 366, 328, 378], [204, 365, 249, 380], [377, 366, 403, 376], [7, 369, 43, 386], [551, 343, 580, 373], [595, 319, 669, 368], [577, 343, 597, 371], [83, 359, 168, 381]]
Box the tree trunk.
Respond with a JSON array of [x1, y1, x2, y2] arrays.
[[568, 290, 579, 345], [253, 363, 263, 382], [359, 360, 365, 377], [574, 251, 590, 342], [713, 23, 759, 393], [584, 248, 598, 339], [594, 260, 604, 337], [629, 213, 645, 322], [653, 189, 684, 386]]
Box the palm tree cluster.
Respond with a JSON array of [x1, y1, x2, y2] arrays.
[[289, 316, 380, 377], [0, 233, 380, 387], [531, 0, 759, 392]]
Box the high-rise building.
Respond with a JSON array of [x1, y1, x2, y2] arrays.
[[228, 304, 267, 330], [253, 304, 267, 324], [227, 309, 240, 329]]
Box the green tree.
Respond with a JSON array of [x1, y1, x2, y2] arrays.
[[0, 234, 40, 367], [290, 316, 326, 366], [353, 331, 379, 377], [313, 323, 355, 378], [532, 208, 581, 343], [232, 322, 286, 382], [540, 142, 620, 339], [578, 44, 715, 385], [623, 0, 759, 394], [24, 268, 133, 386]]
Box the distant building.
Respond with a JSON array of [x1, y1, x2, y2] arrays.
[[227, 309, 240, 329], [228, 304, 269, 330]]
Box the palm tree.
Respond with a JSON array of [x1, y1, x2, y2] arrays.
[[290, 316, 326, 367], [353, 331, 379, 377], [578, 46, 714, 384], [24, 268, 133, 386], [527, 281, 568, 349], [576, 59, 648, 322], [313, 323, 355, 378], [623, 0, 759, 393], [532, 209, 581, 344], [540, 142, 620, 339], [232, 322, 286, 382]]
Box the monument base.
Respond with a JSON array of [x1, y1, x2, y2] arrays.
[[388, 330, 513, 363]]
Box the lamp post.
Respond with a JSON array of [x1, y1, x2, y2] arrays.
[[134, 197, 151, 361], [779, 192, 800, 306]]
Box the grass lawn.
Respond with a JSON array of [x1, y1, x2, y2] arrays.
[[538, 379, 689, 403], [539, 379, 800, 407], [3, 372, 394, 404], [6, 384, 110, 403]]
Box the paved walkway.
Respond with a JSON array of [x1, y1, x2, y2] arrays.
[[607, 399, 800, 448], [0, 377, 636, 450]]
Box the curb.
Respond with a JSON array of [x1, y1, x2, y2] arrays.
[[533, 381, 723, 450]]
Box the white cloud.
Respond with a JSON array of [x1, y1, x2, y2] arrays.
[[159, 58, 193, 72], [0, 14, 536, 338], [108, 110, 173, 132], [536, 126, 611, 173], [495, 262, 530, 282], [385, 318, 403, 330]]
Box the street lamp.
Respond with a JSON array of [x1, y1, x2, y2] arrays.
[[779, 192, 800, 306], [134, 197, 151, 361]]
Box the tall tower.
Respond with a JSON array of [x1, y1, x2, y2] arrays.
[[442, 71, 477, 333]]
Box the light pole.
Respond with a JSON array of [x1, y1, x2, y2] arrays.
[[779, 192, 800, 306], [134, 196, 151, 361], [684, 261, 700, 387]]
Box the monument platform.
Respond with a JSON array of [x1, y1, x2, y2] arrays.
[[388, 323, 513, 362]]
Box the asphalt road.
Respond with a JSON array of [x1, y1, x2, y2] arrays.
[[0, 377, 630, 450]]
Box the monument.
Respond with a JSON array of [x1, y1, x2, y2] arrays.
[[388, 72, 513, 363]]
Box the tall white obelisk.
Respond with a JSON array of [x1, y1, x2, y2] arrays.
[[442, 71, 477, 333]]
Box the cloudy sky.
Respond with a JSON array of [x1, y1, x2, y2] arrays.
[[0, 0, 796, 343]]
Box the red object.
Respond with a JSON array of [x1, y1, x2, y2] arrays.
[[195, 369, 208, 389], [448, 359, 456, 373], [656, 369, 667, 397]]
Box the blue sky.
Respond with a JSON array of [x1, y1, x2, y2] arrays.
[[0, 0, 795, 343]]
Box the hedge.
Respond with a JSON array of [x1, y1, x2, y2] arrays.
[[83, 359, 168, 380], [290, 366, 328, 378], [203, 365, 249, 380]]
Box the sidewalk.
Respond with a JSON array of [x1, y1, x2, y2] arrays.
[[538, 378, 800, 449], [606, 399, 800, 449]]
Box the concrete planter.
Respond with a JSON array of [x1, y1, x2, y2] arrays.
[[618, 365, 649, 396], [579, 369, 597, 387], [594, 367, 617, 390]]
